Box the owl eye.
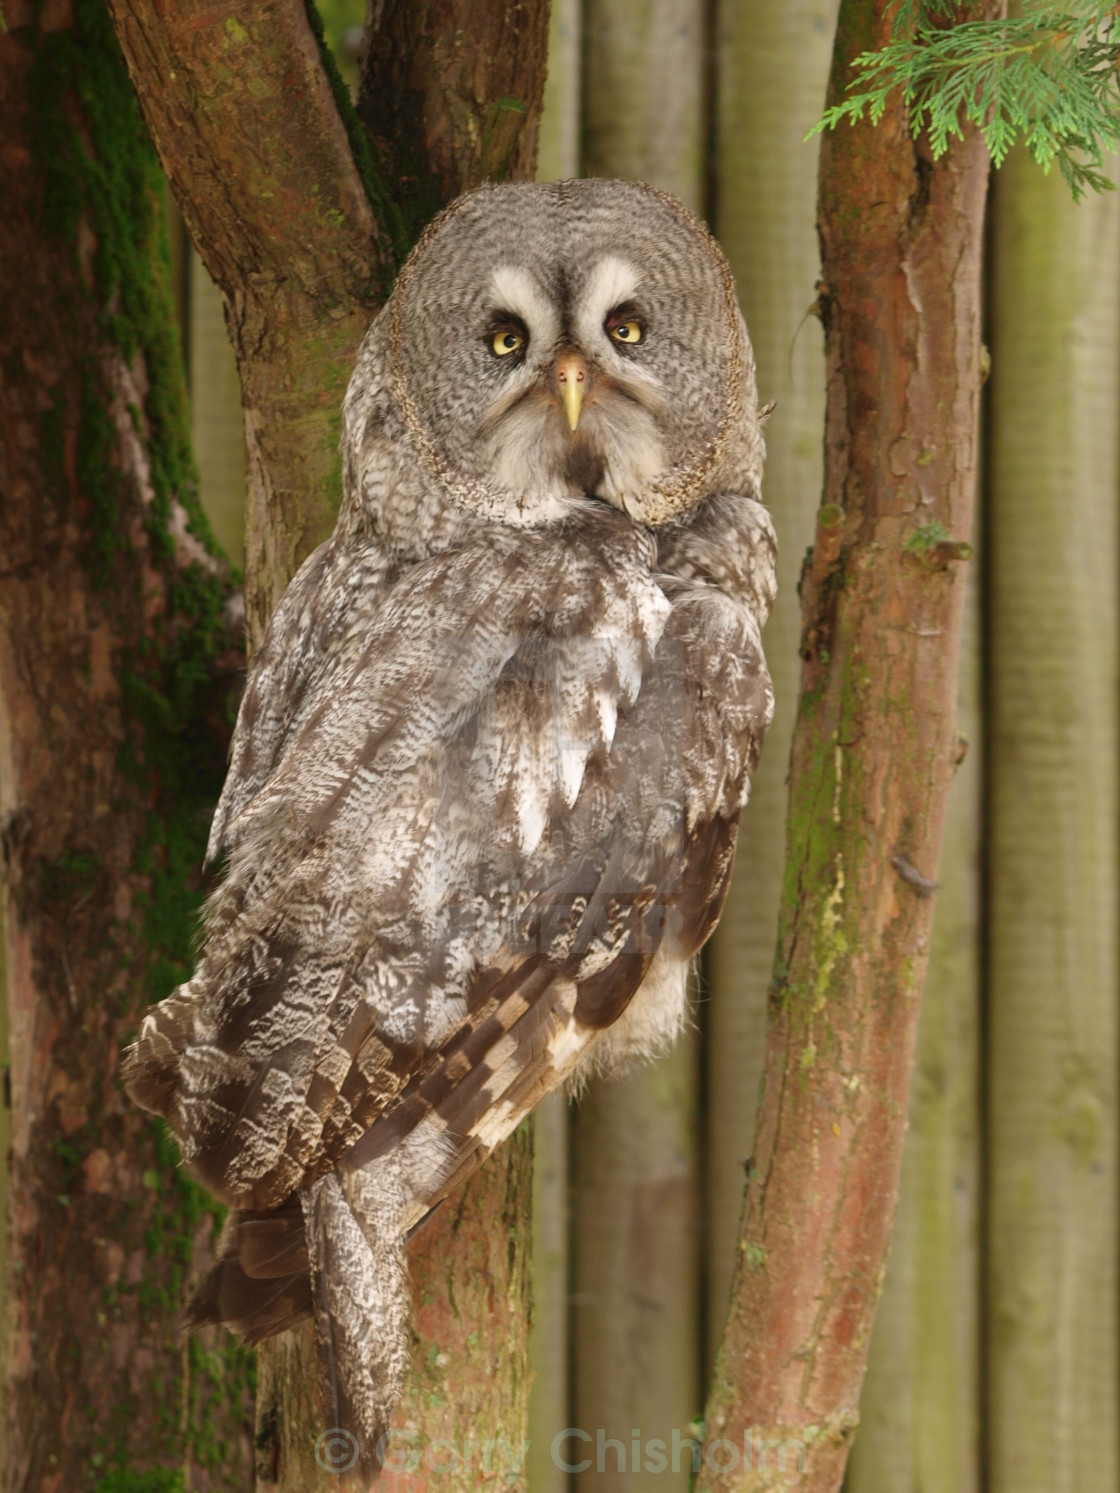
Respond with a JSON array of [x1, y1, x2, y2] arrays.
[[608, 318, 643, 346], [491, 326, 526, 358]]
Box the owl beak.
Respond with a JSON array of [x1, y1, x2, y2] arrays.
[[553, 351, 587, 432]]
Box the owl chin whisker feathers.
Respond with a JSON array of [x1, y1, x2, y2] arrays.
[[477, 376, 547, 438], [480, 378, 669, 514], [122, 178, 776, 1477]]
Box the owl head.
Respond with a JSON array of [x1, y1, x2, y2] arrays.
[[343, 179, 764, 534]]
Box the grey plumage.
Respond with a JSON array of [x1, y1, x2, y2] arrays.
[[123, 178, 777, 1479]]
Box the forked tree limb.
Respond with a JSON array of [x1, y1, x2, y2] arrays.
[[103, 0, 393, 641], [697, 4, 1003, 1489]]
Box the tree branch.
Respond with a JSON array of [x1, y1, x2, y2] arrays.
[[358, 0, 550, 242], [697, 3, 1003, 1489], [103, 0, 397, 640], [104, 3, 551, 1486]]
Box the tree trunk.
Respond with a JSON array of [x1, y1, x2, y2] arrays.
[[103, 0, 394, 646], [103, 3, 551, 1486], [705, 0, 838, 1369], [985, 146, 1120, 1493], [0, 2, 250, 1484], [696, 4, 998, 1488], [846, 542, 981, 1491]]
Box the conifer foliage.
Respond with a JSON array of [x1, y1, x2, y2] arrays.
[[816, 1, 1120, 196]]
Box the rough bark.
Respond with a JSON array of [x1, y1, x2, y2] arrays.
[[847, 547, 981, 1491], [103, 4, 551, 1488], [986, 148, 1119, 1493], [103, 0, 396, 646], [695, 4, 998, 1488], [358, 0, 550, 245], [706, 0, 838, 1368], [258, 1129, 535, 1492], [0, 1, 251, 1484]]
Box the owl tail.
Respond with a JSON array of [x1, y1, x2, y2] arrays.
[[300, 1172, 411, 1483], [186, 1174, 410, 1484]]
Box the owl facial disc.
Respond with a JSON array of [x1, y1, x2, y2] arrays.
[[383, 179, 762, 529]]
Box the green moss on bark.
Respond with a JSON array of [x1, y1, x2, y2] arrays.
[[13, 1, 252, 1481], [302, 0, 410, 283], [26, 0, 216, 574]]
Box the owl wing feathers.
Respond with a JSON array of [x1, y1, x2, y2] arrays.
[[206, 534, 397, 866], [124, 498, 773, 1467], [126, 506, 769, 1214]]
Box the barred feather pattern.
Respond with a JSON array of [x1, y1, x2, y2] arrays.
[[121, 179, 778, 1474]]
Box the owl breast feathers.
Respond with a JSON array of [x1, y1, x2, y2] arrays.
[[123, 178, 776, 1478]]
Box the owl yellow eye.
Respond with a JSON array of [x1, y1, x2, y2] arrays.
[[609, 319, 643, 346], [492, 328, 525, 357]]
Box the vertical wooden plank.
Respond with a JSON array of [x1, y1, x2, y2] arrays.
[[987, 153, 1120, 1493], [582, 0, 705, 202], [847, 551, 982, 1492], [189, 251, 247, 566], [705, 0, 837, 1360], [571, 5, 704, 1487], [529, 1094, 572, 1493], [537, 0, 581, 185], [572, 1044, 701, 1489]]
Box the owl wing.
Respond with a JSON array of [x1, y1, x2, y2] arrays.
[[124, 504, 772, 1224], [338, 559, 775, 1223], [206, 534, 402, 865]]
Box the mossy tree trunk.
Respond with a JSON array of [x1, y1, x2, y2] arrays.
[[102, 2, 551, 1487], [696, 3, 1000, 1488], [705, 0, 838, 1369], [102, 0, 396, 649], [985, 147, 1119, 1493], [0, 2, 251, 1484]]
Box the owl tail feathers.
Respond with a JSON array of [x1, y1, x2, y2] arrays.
[[186, 1174, 410, 1482], [184, 1197, 313, 1342], [300, 1171, 411, 1484]]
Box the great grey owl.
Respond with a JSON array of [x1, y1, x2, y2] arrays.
[[124, 178, 776, 1478]]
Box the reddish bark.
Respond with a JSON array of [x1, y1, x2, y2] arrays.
[[697, 4, 1001, 1489], [359, 0, 550, 241], [0, 2, 250, 1484]]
